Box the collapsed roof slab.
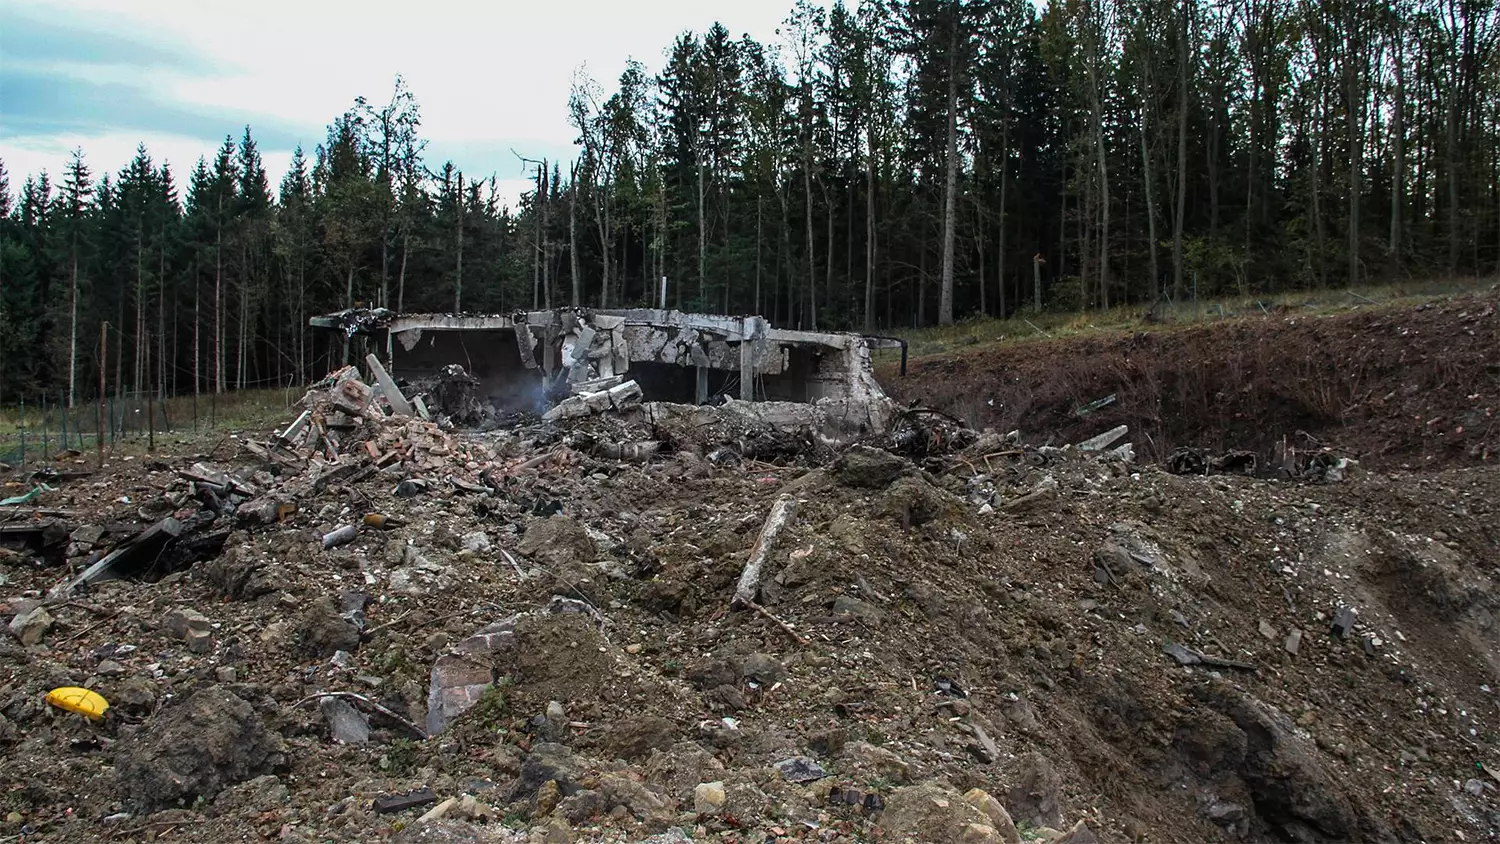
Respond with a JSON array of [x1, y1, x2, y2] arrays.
[[310, 307, 901, 412]]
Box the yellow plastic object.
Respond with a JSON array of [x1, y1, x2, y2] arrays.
[[46, 686, 110, 720]]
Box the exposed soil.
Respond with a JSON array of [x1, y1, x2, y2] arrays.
[[884, 289, 1500, 471], [1, 297, 1499, 843]]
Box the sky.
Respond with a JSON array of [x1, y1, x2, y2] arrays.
[[0, 0, 793, 209]]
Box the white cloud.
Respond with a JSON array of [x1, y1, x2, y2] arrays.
[[1, 0, 796, 207]]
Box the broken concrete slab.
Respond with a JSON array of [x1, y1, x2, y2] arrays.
[[365, 354, 413, 417], [1076, 425, 1129, 452]]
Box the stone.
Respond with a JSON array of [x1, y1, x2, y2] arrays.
[[9, 606, 54, 646], [216, 667, 238, 683], [1006, 753, 1064, 829], [114, 688, 285, 812], [559, 789, 607, 823], [185, 628, 213, 654], [833, 446, 908, 489], [832, 595, 884, 624], [693, 781, 726, 815], [773, 756, 828, 783], [200, 549, 274, 600], [602, 715, 677, 761], [511, 742, 582, 801], [1055, 820, 1101, 844], [741, 652, 786, 685], [1285, 628, 1303, 655], [598, 773, 672, 821], [418, 797, 458, 823], [965, 722, 1001, 764], [880, 784, 997, 843], [1259, 619, 1277, 640], [880, 475, 959, 526], [1001, 475, 1059, 513], [686, 653, 742, 691], [460, 531, 491, 554], [165, 608, 212, 638], [842, 740, 912, 783], [518, 516, 599, 571], [319, 696, 371, 744], [964, 789, 1022, 844], [296, 597, 361, 658]]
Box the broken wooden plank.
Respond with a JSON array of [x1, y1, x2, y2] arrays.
[[365, 353, 413, 417], [732, 495, 799, 609], [278, 410, 312, 444]]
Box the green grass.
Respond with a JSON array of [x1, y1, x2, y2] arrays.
[[873, 276, 1496, 364], [0, 386, 303, 463]]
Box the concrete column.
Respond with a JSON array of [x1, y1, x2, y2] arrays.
[[739, 317, 757, 401], [696, 366, 710, 405]]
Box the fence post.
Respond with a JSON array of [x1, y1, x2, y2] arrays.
[[18, 398, 25, 466]]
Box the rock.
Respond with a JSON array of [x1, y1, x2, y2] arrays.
[[1206, 800, 1247, 823], [880, 783, 998, 843], [832, 594, 884, 624], [372, 788, 439, 814], [964, 722, 1001, 764], [460, 531, 491, 554], [693, 781, 726, 815], [319, 696, 371, 744], [185, 628, 213, 654], [598, 773, 672, 821], [518, 515, 598, 570], [833, 446, 908, 488], [706, 684, 747, 711], [418, 796, 458, 823], [602, 715, 677, 761], [1213, 691, 1356, 838], [880, 475, 959, 527], [559, 788, 607, 823], [686, 653, 742, 691], [843, 740, 912, 783], [773, 756, 828, 783], [511, 742, 582, 801], [296, 597, 361, 658], [1285, 628, 1303, 655], [1006, 753, 1064, 829], [1259, 619, 1277, 640], [741, 652, 786, 685], [200, 549, 274, 600], [1055, 820, 1100, 843], [1329, 605, 1357, 638], [643, 742, 728, 803], [9, 606, 54, 646], [114, 688, 285, 812], [165, 608, 211, 638], [1001, 475, 1059, 512], [963, 789, 1022, 844]]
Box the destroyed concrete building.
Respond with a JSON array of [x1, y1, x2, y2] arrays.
[[311, 308, 904, 437]]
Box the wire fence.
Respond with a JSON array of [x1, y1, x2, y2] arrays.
[[0, 384, 302, 470]]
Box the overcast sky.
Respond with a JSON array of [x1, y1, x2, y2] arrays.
[[0, 0, 793, 209]]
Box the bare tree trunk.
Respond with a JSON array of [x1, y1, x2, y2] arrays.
[[1173, 0, 1190, 300], [997, 122, 1009, 316], [1139, 95, 1161, 303], [569, 163, 581, 307], [215, 202, 224, 394], [938, 27, 959, 326], [397, 228, 410, 313], [1312, 57, 1328, 288], [803, 130, 818, 330], [1390, 30, 1404, 258], [1346, 7, 1362, 286], [541, 167, 551, 310], [1089, 29, 1111, 310], [237, 240, 248, 390], [534, 165, 544, 309], [455, 172, 465, 312], [698, 159, 707, 308], [68, 250, 79, 406], [757, 196, 765, 317], [134, 225, 144, 396], [864, 124, 877, 334]]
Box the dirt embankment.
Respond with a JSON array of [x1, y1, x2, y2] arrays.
[[884, 291, 1500, 470]]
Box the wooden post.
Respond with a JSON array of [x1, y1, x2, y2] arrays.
[[97, 322, 107, 469]]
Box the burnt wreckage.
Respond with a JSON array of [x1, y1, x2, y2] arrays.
[[311, 308, 907, 436]]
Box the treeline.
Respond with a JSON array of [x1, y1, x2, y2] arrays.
[[2, 0, 1498, 405]]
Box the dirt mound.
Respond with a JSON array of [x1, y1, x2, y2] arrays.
[[3, 328, 1500, 842], [885, 291, 1500, 470]]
